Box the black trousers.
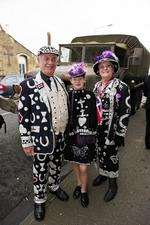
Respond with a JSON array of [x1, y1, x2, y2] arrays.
[[33, 135, 64, 203], [145, 108, 150, 149]]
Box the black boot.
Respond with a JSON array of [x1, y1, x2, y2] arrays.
[[92, 175, 107, 186], [34, 202, 45, 221], [104, 178, 118, 202], [81, 192, 89, 208]]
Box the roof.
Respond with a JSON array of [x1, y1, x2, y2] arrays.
[[71, 34, 150, 53], [0, 28, 36, 57], [60, 42, 128, 50]]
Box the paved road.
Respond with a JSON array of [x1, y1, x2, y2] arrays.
[[1, 109, 150, 225], [0, 109, 71, 225], [21, 109, 150, 225], [0, 109, 33, 222]]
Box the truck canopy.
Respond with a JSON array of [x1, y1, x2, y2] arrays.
[[59, 34, 150, 82]]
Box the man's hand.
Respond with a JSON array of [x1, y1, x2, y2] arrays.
[[23, 146, 35, 156], [13, 84, 21, 95]]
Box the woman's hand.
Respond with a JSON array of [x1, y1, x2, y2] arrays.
[[114, 135, 125, 147], [23, 146, 35, 156]]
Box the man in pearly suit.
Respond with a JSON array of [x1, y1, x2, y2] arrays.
[[18, 46, 69, 221]]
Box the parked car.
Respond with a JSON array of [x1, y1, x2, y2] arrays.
[[0, 83, 13, 97], [0, 74, 24, 113], [0, 74, 24, 86], [0, 74, 24, 97]]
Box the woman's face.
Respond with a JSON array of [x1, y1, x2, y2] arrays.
[[98, 61, 115, 81], [70, 76, 85, 90]]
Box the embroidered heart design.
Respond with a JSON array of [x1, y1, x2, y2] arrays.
[[78, 117, 86, 127]]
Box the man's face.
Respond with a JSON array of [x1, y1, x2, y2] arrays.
[[38, 53, 58, 76]]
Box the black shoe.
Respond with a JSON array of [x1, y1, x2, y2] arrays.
[[92, 175, 107, 186], [34, 203, 45, 222], [104, 178, 118, 202], [73, 186, 81, 199], [49, 187, 69, 201], [81, 192, 89, 208], [104, 188, 117, 202]]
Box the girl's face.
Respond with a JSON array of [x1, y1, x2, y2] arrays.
[[98, 61, 115, 81], [70, 76, 85, 90]]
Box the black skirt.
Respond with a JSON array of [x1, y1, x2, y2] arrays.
[[64, 135, 96, 165]]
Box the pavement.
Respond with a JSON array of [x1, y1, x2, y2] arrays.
[[2, 109, 150, 225]]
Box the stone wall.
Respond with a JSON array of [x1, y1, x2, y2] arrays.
[[0, 28, 37, 76]]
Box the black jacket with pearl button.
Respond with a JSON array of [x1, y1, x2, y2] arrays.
[[18, 73, 68, 154]]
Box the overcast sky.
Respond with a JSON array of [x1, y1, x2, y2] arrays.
[[0, 0, 150, 54]]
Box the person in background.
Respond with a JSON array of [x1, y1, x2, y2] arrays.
[[65, 63, 96, 207], [92, 50, 130, 202], [0, 83, 12, 132], [18, 46, 69, 221], [141, 74, 150, 149], [129, 80, 136, 115], [0, 114, 6, 133]]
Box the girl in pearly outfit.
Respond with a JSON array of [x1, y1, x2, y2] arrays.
[[65, 63, 96, 207]]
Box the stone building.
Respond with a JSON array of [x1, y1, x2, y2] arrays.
[[0, 25, 37, 77]]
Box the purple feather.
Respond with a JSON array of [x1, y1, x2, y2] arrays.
[[69, 63, 86, 77]]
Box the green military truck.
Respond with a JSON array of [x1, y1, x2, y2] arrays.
[[56, 34, 150, 113]]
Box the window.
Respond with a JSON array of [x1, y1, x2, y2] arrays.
[[17, 55, 27, 74], [84, 46, 110, 63]]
